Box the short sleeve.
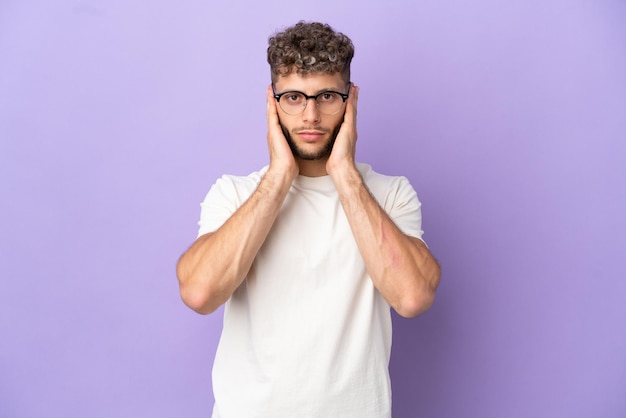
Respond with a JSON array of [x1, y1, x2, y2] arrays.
[[386, 176, 424, 241], [197, 170, 264, 238], [359, 163, 425, 242]]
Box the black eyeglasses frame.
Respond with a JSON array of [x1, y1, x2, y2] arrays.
[[271, 86, 350, 115]]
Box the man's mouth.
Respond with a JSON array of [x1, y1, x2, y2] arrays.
[[296, 130, 327, 142]]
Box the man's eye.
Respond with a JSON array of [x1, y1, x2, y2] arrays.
[[319, 93, 336, 102], [285, 94, 303, 103]]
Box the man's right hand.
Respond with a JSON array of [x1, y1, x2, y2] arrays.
[[266, 86, 298, 181], [176, 88, 299, 315]]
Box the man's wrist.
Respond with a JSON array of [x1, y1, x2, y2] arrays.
[[329, 162, 363, 192], [263, 165, 297, 192]]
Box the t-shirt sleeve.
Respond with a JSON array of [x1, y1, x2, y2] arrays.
[[197, 175, 255, 238], [386, 176, 425, 241]]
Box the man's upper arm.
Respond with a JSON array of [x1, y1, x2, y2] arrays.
[[384, 176, 425, 241], [197, 172, 263, 238]]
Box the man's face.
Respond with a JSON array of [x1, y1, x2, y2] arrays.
[[273, 72, 348, 161]]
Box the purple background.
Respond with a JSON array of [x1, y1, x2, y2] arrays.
[[1, 1, 625, 417]]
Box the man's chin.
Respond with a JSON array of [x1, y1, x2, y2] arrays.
[[289, 140, 335, 161], [283, 123, 340, 161]]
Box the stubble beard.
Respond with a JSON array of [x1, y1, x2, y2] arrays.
[[281, 122, 343, 161]]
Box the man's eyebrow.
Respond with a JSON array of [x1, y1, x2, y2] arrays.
[[278, 87, 344, 94]]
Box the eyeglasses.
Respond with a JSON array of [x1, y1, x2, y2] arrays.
[[272, 86, 349, 115]]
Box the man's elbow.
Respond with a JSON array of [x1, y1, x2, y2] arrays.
[[179, 287, 218, 315], [395, 291, 436, 318], [396, 267, 441, 318], [176, 260, 220, 315]]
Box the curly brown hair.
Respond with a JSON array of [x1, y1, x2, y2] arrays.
[[267, 21, 354, 84]]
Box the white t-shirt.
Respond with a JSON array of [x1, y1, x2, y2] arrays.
[[198, 163, 425, 418]]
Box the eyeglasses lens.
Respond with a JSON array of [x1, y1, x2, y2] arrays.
[[278, 92, 343, 115]]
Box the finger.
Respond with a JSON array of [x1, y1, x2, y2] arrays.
[[266, 86, 274, 123], [267, 86, 283, 128], [344, 83, 359, 125]]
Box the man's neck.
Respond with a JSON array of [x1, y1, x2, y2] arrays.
[[297, 158, 329, 177]]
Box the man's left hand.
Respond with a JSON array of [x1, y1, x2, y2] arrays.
[[326, 83, 359, 177]]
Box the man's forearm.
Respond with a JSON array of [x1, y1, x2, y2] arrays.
[[330, 166, 441, 318], [176, 169, 293, 314]]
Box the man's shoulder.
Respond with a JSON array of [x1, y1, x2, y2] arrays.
[[357, 162, 411, 188], [215, 166, 268, 187]]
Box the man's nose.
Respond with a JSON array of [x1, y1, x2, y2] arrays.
[[302, 98, 321, 123]]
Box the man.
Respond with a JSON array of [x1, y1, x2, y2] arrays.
[[177, 21, 440, 418]]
